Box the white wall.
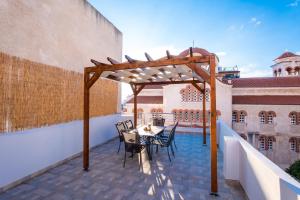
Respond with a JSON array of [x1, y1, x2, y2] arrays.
[[218, 120, 300, 200], [0, 114, 130, 189]]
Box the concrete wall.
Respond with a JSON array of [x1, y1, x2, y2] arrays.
[[0, 0, 122, 72], [0, 114, 131, 190], [218, 120, 300, 200]]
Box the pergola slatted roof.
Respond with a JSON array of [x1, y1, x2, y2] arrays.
[[83, 47, 219, 195]]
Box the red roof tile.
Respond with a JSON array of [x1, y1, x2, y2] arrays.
[[127, 96, 163, 104], [233, 95, 300, 105], [275, 52, 299, 60], [231, 77, 300, 88]]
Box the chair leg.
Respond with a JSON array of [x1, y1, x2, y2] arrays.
[[123, 151, 126, 168], [167, 147, 171, 162], [174, 139, 177, 150], [170, 143, 175, 157], [117, 141, 121, 153], [156, 144, 158, 153], [139, 152, 143, 171]]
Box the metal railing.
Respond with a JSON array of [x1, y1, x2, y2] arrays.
[[137, 112, 210, 128]]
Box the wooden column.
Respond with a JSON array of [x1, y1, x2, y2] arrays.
[[133, 92, 137, 128], [83, 69, 90, 171], [130, 84, 145, 128], [202, 82, 206, 145], [209, 56, 218, 194]]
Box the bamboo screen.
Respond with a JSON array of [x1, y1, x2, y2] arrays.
[[0, 52, 118, 133]]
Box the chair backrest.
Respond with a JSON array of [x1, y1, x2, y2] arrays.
[[115, 122, 126, 139], [124, 120, 134, 130], [153, 118, 165, 127], [123, 131, 140, 152], [166, 122, 178, 145]]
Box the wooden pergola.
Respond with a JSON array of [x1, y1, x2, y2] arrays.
[[83, 47, 219, 194]]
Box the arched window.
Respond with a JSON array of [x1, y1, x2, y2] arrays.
[[278, 68, 282, 76], [259, 111, 266, 124], [179, 110, 183, 121], [239, 111, 247, 123], [289, 137, 297, 152], [172, 109, 178, 122], [190, 110, 195, 122], [274, 70, 277, 77], [267, 137, 275, 150], [289, 111, 298, 125], [205, 89, 210, 102], [259, 136, 266, 151], [295, 67, 300, 76], [195, 110, 200, 121], [232, 111, 238, 122], [267, 111, 276, 124], [184, 110, 189, 121], [286, 67, 292, 75]]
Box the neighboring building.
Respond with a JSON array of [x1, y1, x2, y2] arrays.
[[272, 52, 300, 77], [123, 50, 300, 168], [218, 66, 240, 80]]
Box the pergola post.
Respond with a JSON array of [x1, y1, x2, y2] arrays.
[[130, 84, 145, 128], [83, 69, 90, 171], [209, 56, 218, 195], [202, 82, 206, 145]]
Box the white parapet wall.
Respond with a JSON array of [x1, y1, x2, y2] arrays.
[[0, 114, 131, 190], [218, 120, 300, 200]]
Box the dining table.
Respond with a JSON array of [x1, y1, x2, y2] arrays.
[[136, 125, 165, 160]]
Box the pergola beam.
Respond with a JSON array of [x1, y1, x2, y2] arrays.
[[134, 80, 202, 86], [85, 56, 210, 73]]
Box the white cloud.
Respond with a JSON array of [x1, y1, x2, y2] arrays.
[[216, 52, 227, 57], [250, 17, 262, 26], [239, 63, 271, 78], [288, 0, 299, 7], [296, 51, 300, 55]]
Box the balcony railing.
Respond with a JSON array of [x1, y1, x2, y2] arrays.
[[259, 123, 276, 134], [137, 112, 211, 128], [232, 122, 247, 133], [290, 125, 300, 134]]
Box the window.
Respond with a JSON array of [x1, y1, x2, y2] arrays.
[[267, 114, 273, 124], [290, 139, 296, 152], [267, 138, 273, 150], [232, 111, 237, 122], [184, 110, 189, 121], [190, 111, 195, 122], [173, 110, 177, 122], [179, 110, 183, 121], [205, 89, 210, 102], [239, 112, 246, 123], [291, 113, 297, 125], [196, 111, 200, 121], [289, 112, 298, 125], [259, 113, 265, 124], [259, 137, 265, 151], [267, 112, 276, 124]]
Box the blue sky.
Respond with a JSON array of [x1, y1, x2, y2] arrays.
[[88, 0, 300, 100]]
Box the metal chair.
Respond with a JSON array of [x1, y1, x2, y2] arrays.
[[152, 122, 178, 162], [123, 131, 146, 169], [115, 122, 127, 153], [124, 119, 134, 130], [153, 118, 165, 127]]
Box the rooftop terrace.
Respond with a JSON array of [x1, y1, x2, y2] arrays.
[[0, 133, 246, 200]]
